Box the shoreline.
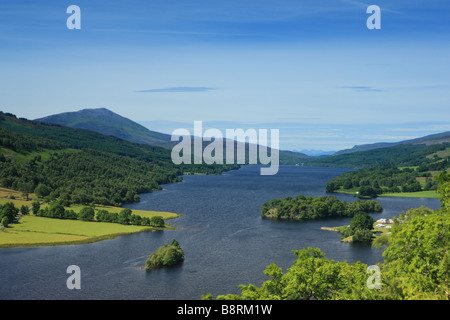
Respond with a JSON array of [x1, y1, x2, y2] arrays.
[[0, 188, 182, 248], [0, 214, 180, 248]]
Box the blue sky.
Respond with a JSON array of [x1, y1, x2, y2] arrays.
[[0, 0, 449, 151]]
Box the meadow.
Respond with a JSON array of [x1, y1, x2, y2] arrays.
[[0, 187, 180, 248]]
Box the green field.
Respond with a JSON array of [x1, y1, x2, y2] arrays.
[[0, 187, 181, 248], [0, 215, 161, 247], [380, 190, 439, 198], [334, 187, 439, 199]]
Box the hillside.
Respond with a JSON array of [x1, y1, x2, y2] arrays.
[[305, 141, 450, 169], [35, 108, 174, 149], [36, 108, 310, 165], [321, 141, 450, 198], [0, 111, 239, 206], [334, 131, 450, 155]]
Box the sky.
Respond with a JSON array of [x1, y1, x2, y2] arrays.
[[0, 0, 449, 152]]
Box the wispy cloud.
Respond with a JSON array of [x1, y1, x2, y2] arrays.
[[338, 86, 383, 92], [135, 87, 218, 93]]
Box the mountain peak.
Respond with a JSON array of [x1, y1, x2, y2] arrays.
[[35, 108, 174, 148]]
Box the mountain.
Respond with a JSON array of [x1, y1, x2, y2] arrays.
[[36, 108, 310, 165], [35, 108, 174, 148], [334, 131, 450, 155], [296, 149, 336, 157], [305, 139, 450, 169]]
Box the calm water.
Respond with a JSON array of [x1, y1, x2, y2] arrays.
[[0, 166, 441, 300]]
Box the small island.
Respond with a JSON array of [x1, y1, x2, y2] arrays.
[[145, 239, 185, 270], [322, 213, 394, 246], [261, 194, 382, 220]]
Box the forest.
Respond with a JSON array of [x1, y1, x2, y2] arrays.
[[0, 112, 239, 206], [305, 142, 450, 169], [261, 194, 382, 220], [325, 159, 450, 197]]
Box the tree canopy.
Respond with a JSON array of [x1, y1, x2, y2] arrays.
[[261, 194, 382, 220], [145, 240, 185, 269]]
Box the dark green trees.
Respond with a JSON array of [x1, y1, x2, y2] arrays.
[[78, 207, 95, 221], [261, 195, 382, 220], [0, 202, 19, 227], [358, 186, 379, 198], [345, 212, 375, 243], [118, 208, 132, 225], [0, 114, 239, 208], [145, 240, 185, 269]]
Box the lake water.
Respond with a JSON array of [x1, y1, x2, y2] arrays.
[[0, 165, 441, 300]]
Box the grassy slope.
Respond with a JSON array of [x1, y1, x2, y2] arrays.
[[334, 187, 439, 199], [379, 190, 439, 198]]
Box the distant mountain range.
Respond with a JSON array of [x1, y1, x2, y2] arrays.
[[35, 108, 310, 165], [294, 149, 336, 157], [334, 131, 450, 155], [34, 108, 450, 168]]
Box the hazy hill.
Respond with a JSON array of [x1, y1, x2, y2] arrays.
[[334, 131, 450, 155], [35, 108, 174, 148], [305, 141, 450, 169], [36, 108, 310, 165]]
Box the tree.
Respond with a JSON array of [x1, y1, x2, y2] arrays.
[[34, 183, 51, 198], [118, 208, 132, 225], [0, 202, 19, 223], [19, 181, 34, 200], [145, 240, 184, 269], [207, 247, 376, 300], [1, 216, 9, 227], [130, 214, 142, 226], [64, 209, 78, 220], [150, 216, 164, 227], [20, 204, 29, 215], [78, 206, 95, 221], [95, 209, 109, 222], [325, 181, 337, 193], [382, 211, 450, 299], [437, 171, 450, 212], [347, 212, 374, 236], [358, 186, 378, 198], [352, 229, 374, 243], [48, 201, 65, 219], [31, 201, 40, 215]]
